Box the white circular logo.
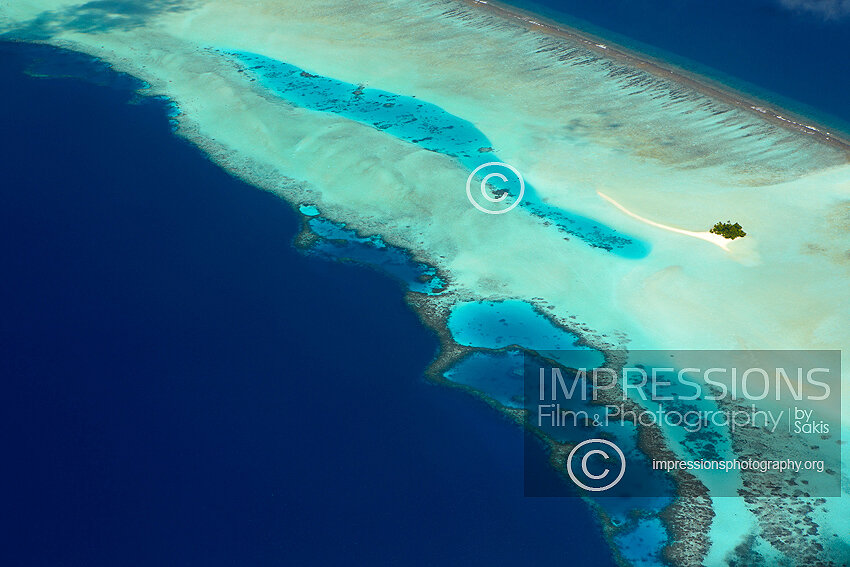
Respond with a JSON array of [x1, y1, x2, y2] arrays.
[[465, 162, 525, 215], [566, 438, 626, 492]]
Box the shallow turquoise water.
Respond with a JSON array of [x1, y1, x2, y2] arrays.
[[615, 516, 668, 567], [227, 50, 649, 258], [298, 204, 320, 216], [447, 299, 599, 351]]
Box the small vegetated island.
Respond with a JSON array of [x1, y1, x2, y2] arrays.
[[710, 220, 747, 239]]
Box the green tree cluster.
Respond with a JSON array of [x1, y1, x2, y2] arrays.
[[709, 221, 746, 239]]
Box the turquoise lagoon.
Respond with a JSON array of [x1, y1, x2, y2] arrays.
[[228, 50, 649, 258]]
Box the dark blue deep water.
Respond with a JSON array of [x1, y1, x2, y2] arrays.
[[506, 0, 850, 133], [0, 43, 615, 566]]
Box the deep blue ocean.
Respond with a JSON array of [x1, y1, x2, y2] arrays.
[[507, 0, 850, 133], [0, 43, 616, 566]]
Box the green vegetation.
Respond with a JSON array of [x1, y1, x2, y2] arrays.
[[709, 220, 747, 240]]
